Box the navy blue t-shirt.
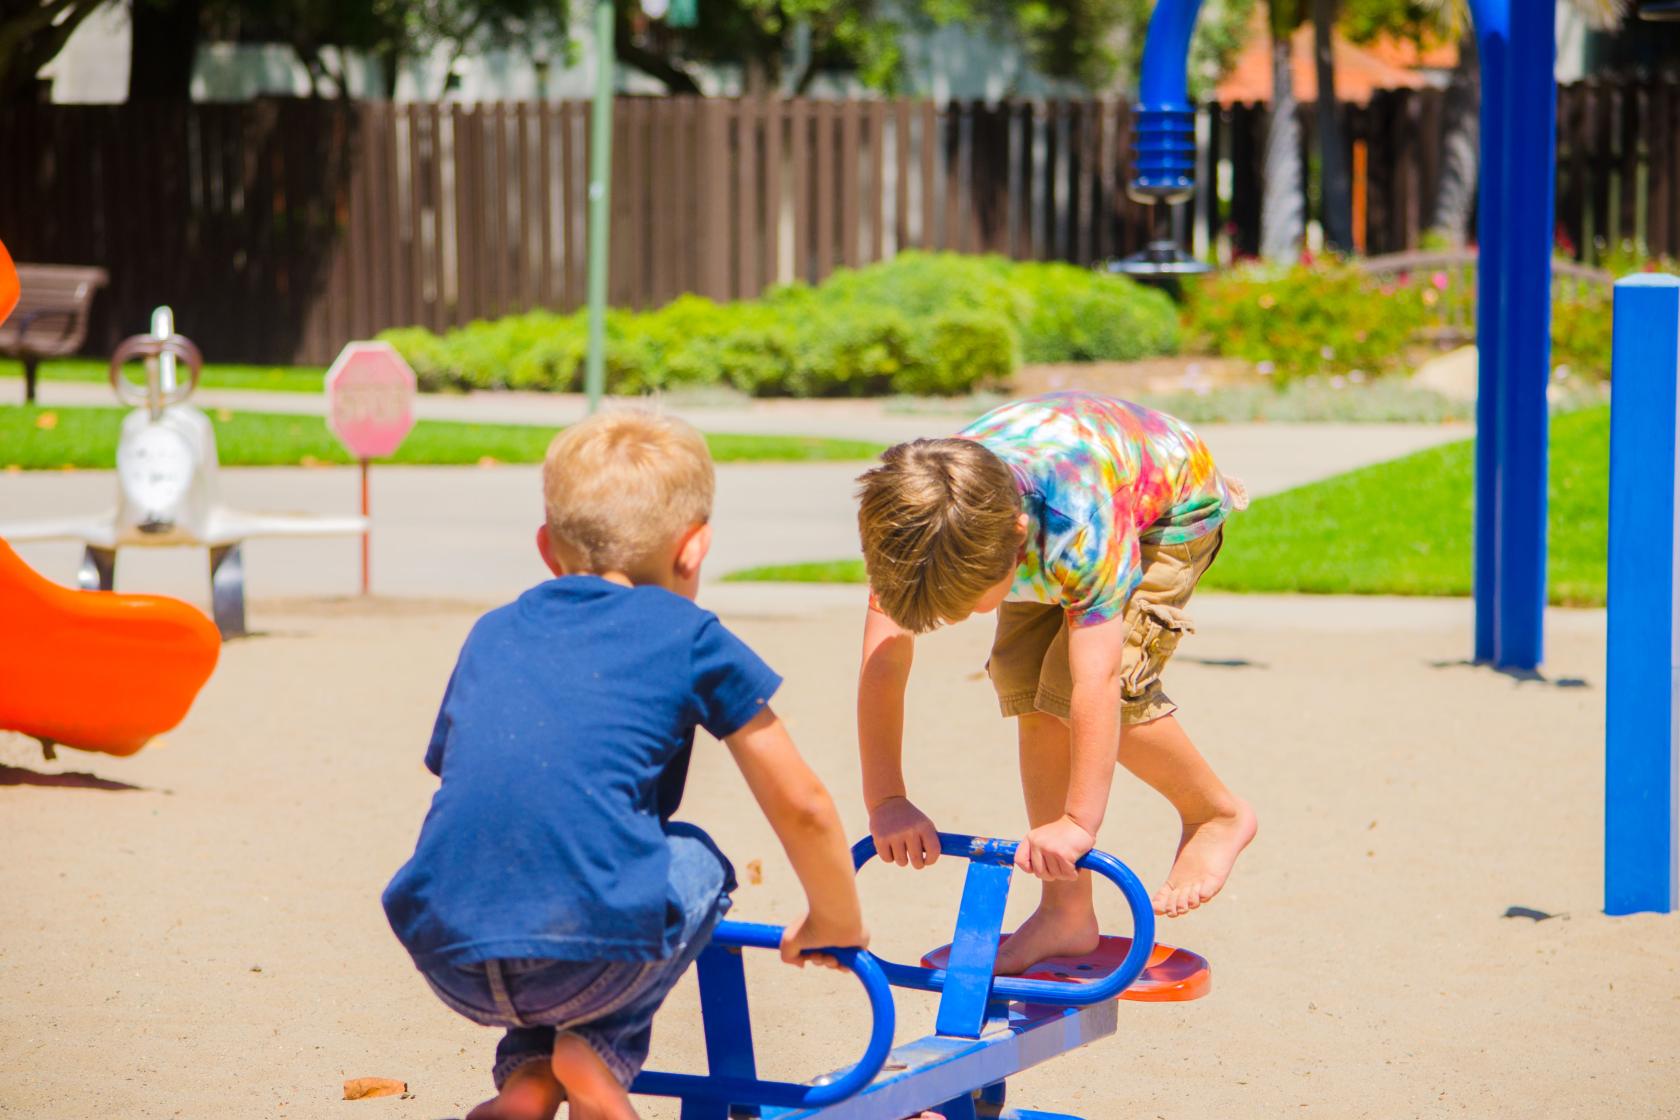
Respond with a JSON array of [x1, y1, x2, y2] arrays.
[[382, 576, 782, 967]]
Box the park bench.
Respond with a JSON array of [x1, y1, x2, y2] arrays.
[[0, 263, 107, 402], [1358, 249, 1611, 346]]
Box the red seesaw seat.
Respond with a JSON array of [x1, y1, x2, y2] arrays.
[[0, 539, 220, 756], [921, 934, 1212, 1003]]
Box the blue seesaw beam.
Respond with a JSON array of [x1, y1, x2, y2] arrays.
[[1605, 274, 1680, 916], [632, 834, 1178, 1120]]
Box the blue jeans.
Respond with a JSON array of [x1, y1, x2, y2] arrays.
[[419, 829, 732, 1089]]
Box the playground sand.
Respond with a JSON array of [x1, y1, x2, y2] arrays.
[[1, 593, 1674, 1119]]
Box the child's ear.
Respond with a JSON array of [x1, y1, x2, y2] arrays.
[[535, 525, 566, 577], [675, 523, 713, 578], [1016, 512, 1030, 539]]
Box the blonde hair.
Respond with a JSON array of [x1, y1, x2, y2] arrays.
[[542, 409, 714, 573], [856, 438, 1021, 633]]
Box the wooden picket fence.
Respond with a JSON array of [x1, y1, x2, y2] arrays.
[[0, 97, 1161, 364], [1, 80, 1676, 366]]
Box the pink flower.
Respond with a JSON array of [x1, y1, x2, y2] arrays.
[[1431, 272, 1449, 291]]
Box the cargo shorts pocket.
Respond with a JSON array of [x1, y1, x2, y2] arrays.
[[1118, 601, 1196, 702]]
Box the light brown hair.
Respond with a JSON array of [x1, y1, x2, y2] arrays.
[[542, 409, 713, 573], [856, 438, 1021, 633]]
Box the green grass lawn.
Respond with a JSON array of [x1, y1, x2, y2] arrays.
[[0, 405, 885, 468], [724, 407, 1610, 606], [1, 359, 324, 394]]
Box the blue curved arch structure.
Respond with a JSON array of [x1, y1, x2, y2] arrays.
[[632, 834, 1170, 1119], [1132, 0, 1556, 670]]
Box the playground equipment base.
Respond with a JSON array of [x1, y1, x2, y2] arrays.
[[769, 998, 1118, 1120], [633, 836, 1209, 1120]]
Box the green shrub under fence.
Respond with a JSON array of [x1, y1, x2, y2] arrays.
[[378, 253, 1179, 398]]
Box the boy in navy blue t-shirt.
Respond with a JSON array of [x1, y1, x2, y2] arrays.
[[383, 410, 868, 1120]]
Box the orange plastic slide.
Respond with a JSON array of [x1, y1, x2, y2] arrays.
[[0, 237, 17, 324], [0, 540, 220, 756]]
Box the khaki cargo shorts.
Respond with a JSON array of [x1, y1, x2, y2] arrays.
[[987, 528, 1223, 727]]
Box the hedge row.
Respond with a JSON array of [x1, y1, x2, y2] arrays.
[[377, 252, 1181, 397]]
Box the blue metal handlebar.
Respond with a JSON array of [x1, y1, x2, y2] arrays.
[[629, 919, 896, 1109], [851, 832, 1158, 1006]]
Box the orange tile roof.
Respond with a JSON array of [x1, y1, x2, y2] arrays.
[[1215, 20, 1457, 105]]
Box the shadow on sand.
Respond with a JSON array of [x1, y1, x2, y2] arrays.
[[0, 764, 148, 792], [1428, 659, 1591, 689]]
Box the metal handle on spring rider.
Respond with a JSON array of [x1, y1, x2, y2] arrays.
[[109, 331, 204, 416], [851, 832, 1157, 1006], [630, 919, 896, 1109]]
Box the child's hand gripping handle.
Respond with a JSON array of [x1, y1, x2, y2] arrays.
[[851, 831, 1159, 1006], [631, 919, 896, 1110]]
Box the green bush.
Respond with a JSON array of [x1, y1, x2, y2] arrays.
[[808, 252, 1027, 324], [378, 327, 458, 391], [1182, 262, 1431, 383], [899, 308, 1018, 395], [378, 251, 1180, 398], [785, 304, 916, 397], [1550, 242, 1680, 380], [1007, 261, 1181, 363]]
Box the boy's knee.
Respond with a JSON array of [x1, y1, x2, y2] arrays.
[[1017, 710, 1069, 738]]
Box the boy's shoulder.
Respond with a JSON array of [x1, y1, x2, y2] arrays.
[[463, 577, 728, 656]]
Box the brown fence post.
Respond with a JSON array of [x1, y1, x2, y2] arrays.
[[868, 99, 887, 264], [698, 98, 732, 300], [1652, 82, 1674, 257], [790, 99, 811, 282], [839, 99, 861, 269], [736, 98, 762, 299]]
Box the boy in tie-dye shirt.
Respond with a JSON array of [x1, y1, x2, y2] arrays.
[[855, 391, 1256, 975]]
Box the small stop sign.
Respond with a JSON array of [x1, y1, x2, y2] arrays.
[[325, 341, 417, 459], [324, 341, 417, 595]]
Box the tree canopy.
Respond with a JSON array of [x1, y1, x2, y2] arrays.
[[5, 0, 1264, 103]]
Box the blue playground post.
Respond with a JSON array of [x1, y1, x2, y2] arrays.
[[1605, 274, 1680, 916], [1130, 0, 1556, 670], [1469, 0, 1556, 671]]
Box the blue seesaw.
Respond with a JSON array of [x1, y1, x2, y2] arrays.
[[631, 833, 1211, 1120]]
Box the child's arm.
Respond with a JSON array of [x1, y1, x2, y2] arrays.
[[858, 604, 941, 868], [1014, 614, 1127, 881], [725, 707, 868, 970]]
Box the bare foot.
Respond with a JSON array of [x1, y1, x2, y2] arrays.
[[1153, 798, 1257, 918], [550, 1033, 638, 1120], [993, 904, 1101, 975], [465, 1058, 564, 1120]]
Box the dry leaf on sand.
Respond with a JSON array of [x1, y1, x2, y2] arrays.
[[343, 1077, 408, 1100]]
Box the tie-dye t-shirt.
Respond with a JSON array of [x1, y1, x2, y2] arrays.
[[959, 392, 1234, 628]]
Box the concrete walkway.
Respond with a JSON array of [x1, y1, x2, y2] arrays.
[[3, 408, 1470, 611]]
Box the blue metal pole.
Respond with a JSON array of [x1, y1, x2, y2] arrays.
[[1605, 274, 1680, 916], [1471, 0, 1554, 670], [1494, 4, 1556, 670], [1469, 0, 1506, 664], [1129, 0, 1207, 205]]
